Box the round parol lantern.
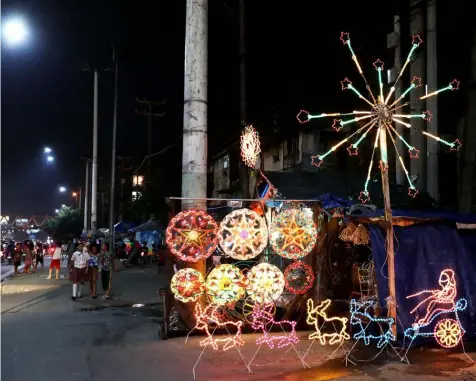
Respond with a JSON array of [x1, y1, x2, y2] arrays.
[[171, 268, 206, 303], [284, 261, 315, 295], [246, 262, 285, 305], [166, 209, 218, 262], [218, 208, 268, 260], [206, 264, 247, 306], [269, 208, 317, 260]]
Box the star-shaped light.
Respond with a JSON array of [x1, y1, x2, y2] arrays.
[[422, 110, 433, 121], [358, 191, 371, 204], [408, 187, 419, 198], [373, 59, 384, 70], [332, 119, 343, 131], [450, 139, 462, 151], [347, 144, 358, 156], [311, 155, 323, 167], [449, 79, 460, 91], [275, 215, 306, 252], [340, 32, 350, 45], [412, 34, 423, 47], [341, 78, 352, 90], [409, 147, 420, 159], [296, 109, 310, 124], [411, 76, 423, 88]]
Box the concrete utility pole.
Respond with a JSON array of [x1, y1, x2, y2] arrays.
[[135, 99, 165, 181], [238, 0, 249, 199], [117, 156, 132, 221], [83, 159, 90, 231], [410, 0, 426, 189], [91, 69, 99, 232], [392, 15, 405, 185], [426, 0, 439, 200], [109, 47, 119, 250], [182, 0, 208, 213]]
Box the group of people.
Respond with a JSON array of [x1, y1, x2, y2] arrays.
[[5, 240, 46, 275], [50, 241, 114, 300]]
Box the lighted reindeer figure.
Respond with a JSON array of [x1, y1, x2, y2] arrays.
[[251, 303, 299, 349], [349, 299, 395, 349], [194, 303, 245, 351], [307, 299, 350, 345]]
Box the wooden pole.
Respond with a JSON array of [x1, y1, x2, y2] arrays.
[[379, 121, 397, 336]]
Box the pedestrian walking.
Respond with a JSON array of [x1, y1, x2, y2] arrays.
[[13, 243, 22, 275], [99, 242, 113, 300], [34, 242, 44, 271], [88, 245, 99, 299], [69, 243, 90, 300], [23, 241, 33, 274], [47, 242, 62, 279]]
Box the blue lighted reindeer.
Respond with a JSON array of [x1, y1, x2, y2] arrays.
[[350, 299, 395, 349]]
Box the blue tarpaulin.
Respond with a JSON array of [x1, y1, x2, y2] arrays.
[[369, 223, 476, 339]]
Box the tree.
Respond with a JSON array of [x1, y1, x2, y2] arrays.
[[44, 207, 83, 242]]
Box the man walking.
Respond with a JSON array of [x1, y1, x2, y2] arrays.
[[69, 243, 90, 300]]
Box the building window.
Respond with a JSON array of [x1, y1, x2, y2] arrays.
[[133, 175, 144, 187], [132, 191, 142, 201]]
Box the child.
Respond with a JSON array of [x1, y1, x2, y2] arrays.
[[99, 242, 113, 300], [69, 243, 90, 300], [88, 245, 99, 299]]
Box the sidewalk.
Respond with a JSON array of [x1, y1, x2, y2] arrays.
[[1, 264, 167, 314]]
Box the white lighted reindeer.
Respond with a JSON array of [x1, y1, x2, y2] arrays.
[[307, 299, 350, 345]]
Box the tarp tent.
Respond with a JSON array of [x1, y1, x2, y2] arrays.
[[350, 209, 476, 339]]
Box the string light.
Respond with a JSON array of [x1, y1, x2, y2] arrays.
[[246, 263, 285, 305], [284, 261, 315, 295], [404, 269, 467, 348], [251, 303, 299, 349], [349, 299, 395, 348], [218, 208, 268, 260], [194, 304, 245, 351], [269, 208, 317, 260], [306, 299, 350, 345], [166, 210, 218, 262], [171, 268, 206, 303], [206, 264, 247, 306], [240, 125, 261, 168], [299, 32, 462, 201]]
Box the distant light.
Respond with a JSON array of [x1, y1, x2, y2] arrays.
[[61, 204, 66, 208], [44, 147, 52, 154], [55, 209, 60, 214], [3, 18, 29, 46], [47, 156, 54, 162], [59, 186, 66, 192], [72, 192, 78, 197]]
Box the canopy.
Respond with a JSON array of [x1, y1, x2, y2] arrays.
[[129, 219, 164, 233]]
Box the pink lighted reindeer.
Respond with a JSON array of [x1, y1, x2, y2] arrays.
[[307, 299, 350, 345], [251, 303, 299, 349], [194, 304, 245, 351]]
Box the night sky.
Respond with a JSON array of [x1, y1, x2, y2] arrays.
[[1, 0, 470, 216]]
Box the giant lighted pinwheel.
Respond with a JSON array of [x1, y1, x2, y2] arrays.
[[297, 32, 462, 203]]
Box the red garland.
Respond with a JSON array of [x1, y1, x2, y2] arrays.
[[166, 209, 218, 262], [284, 261, 315, 295]]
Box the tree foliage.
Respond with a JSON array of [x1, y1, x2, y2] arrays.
[[44, 207, 83, 242]]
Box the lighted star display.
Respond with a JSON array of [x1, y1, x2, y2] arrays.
[[218, 208, 268, 260], [297, 32, 462, 203]]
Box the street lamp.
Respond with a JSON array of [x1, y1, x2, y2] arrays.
[[44, 147, 52, 154], [59, 186, 66, 192], [72, 192, 78, 197], [55, 209, 60, 214], [47, 155, 54, 162], [61, 204, 66, 209], [2, 17, 29, 46]]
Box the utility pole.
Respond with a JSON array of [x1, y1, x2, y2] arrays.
[[410, 0, 426, 189], [117, 156, 132, 221], [83, 159, 90, 231], [91, 69, 99, 232], [135, 99, 165, 182], [238, 0, 249, 199], [426, 0, 439, 200], [109, 46, 119, 251], [179, 0, 208, 329]]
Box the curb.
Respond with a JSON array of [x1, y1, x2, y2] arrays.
[[1, 265, 25, 282], [80, 301, 161, 312]]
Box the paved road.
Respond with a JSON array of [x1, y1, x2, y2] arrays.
[[1, 265, 475, 381]]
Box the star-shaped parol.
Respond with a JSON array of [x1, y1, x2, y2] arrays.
[[340, 32, 350, 45], [408, 147, 420, 159], [347, 144, 358, 156], [341, 77, 352, 90], [373, 59, 384, 70], [332, 119, 343, 131], [412, 34, 423, 47], [296, 109, 310, 124], [423, 110, 433, 121], [311, 155, 323, 167], [449, 79, 460, 91], [450, 139, 462, 151], [408, 187, 419, 198], [358, 191, 371, 204], [411, 76, 423, 88]]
